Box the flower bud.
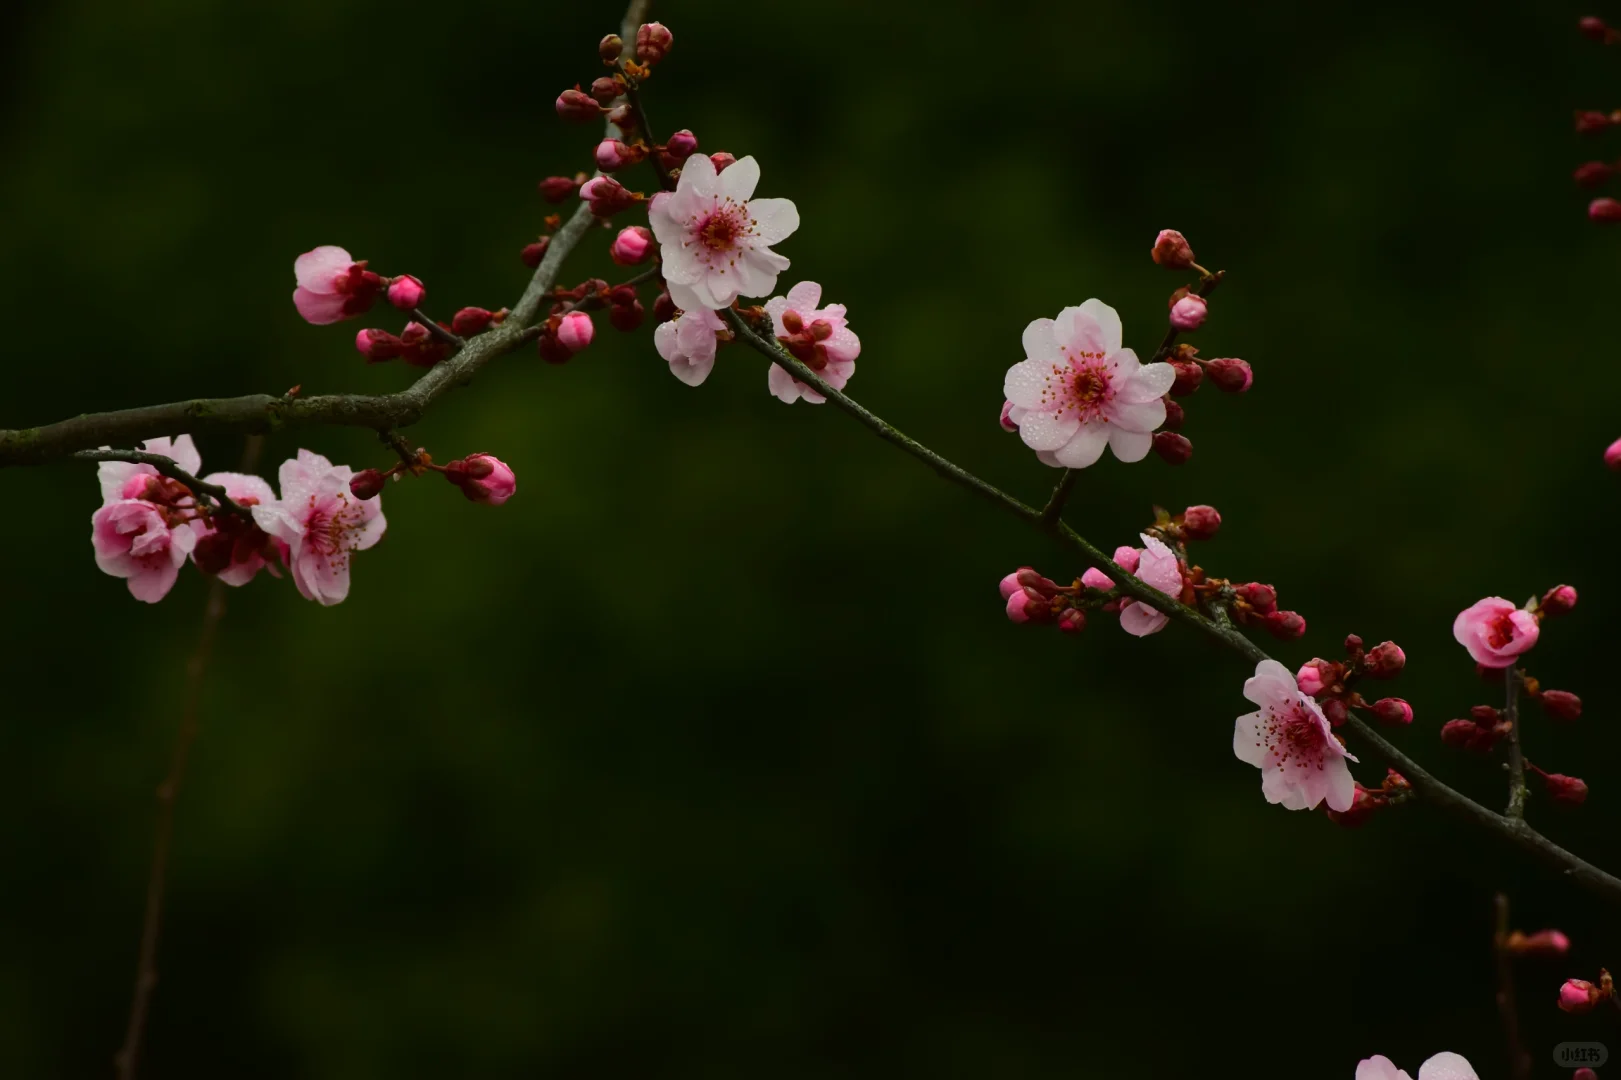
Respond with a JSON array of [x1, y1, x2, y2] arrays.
[[1057, 608, 1086, 635], [997, 570, 1026, 600], [1297, 659, 1337, 697], [580, 176, 637, 217], [1544, 772, 1589, 806], [1168, 360, 1203, 396], [451, 307, 495, 337], [1365, 641, 1406, 678], [556, 311, 595, 354], [457, 453, 515, 505], [1344, 633, 1363, 655], [1205, 357, 1252, 393], [1321, 698, 1348, 726], [350, 468, 386, 500], [387, 275, 425, 311], [1016, 567, 1059, 597], [1112, 546, 1141, 575], [1181, 504, 1220, 541], [555, 87, 602, 123], [1236, 582, 1277, 612], [1080, 567, 1114, 591], [653, 288, 677, 323], [610, 225, 654, 266], [1576, 110, 1612, 135], [538, 176, 579, 203], [709, 151, 737, 172], [609, 298, 645, 331], [1574, 161, 1615, 187], [1541, 689, 1582, 721], [354, 328, 405, 362], [1470, 705, 1501, 724], [1580, 16, 1613, 41], [1605, 435, 1621, 470], [999, 400, 1019, 432], [1325, 785, 1385, 827], [1575, 1070, 1598, 1080], [537, 332, 573, 364], [1382, 768, 1411, 794], [598, 33, 623, 62], [521, 237, 550, 268], [665, 129, 698, 160], [1559, 978, 1601, 1013], [1151, 229, 1196, 270], [1169, 294, 1208, 331], [1372, 698, 1414, 726], [1589, 196, 1621, 222], [1005, 589, 1033, 624], [589, 76, 622, 106], [595, 138, 640, 172], [1263, 609, 1307, 639], [1153, 431, 1193, 465], [635, 21, 673, 64], [1162, 398, 1185, 430], [1505, 929, 1570, 958], [1541, 584, 1578, 616]]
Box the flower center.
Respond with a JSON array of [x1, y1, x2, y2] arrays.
[[1261, 702, 1328, 770], [1485, 613, 1517, 649], [1062, 358, 1113, 419], [1072, 369, 1105, 402], [698, 207, 745, 251]]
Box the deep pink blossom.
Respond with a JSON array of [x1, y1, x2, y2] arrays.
[[654, 308, 726, 386], [1234, 659, 1358, 812], [189, 472, 282, 587], [1605, 436, 1621, 470], [1002, 299, 1174, 468], [292, 245, 383, 325], [251, 450, 386, 606], [999, 401, 1018, 431], [648, 154, 799, 312], [763, 281, 859, 404], [610, 226, 655, 266], [1120, 535, 1182, 636], [557, 311, 595, 354], [92, 499, 198, 602], [386, 275, 425, 311], [1452, 596, 1539, 668], [446, 453, 517, 506]]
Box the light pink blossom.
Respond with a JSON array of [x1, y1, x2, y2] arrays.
[[251, 450, 386, 606], [1356, 1054, 1479, 1080], [648, 154, 799, 312], [97, 435, 202, 504], [92, 499, 198, 602], [1452, 596, 1539, 668], [1234, 658, 1358, 812], [1002, 299, 1174, 468], [189, 473, 281, 587], [763, 281, 860, 404], [292, 245, 382, 325], [654, 308, 727, 386], [1120, 535, 1182, 636]]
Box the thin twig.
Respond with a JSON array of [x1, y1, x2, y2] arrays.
[[618, 72, 675, 192], [1505, 667, 1527, 819], [72, 450, 250, 519], [408, 309, 466, 350], [1151, 270, 1224, 362], [721, 306, 1621, 907], [1493, 893, 1532, 1080], [1040, 469, 1080, 526]]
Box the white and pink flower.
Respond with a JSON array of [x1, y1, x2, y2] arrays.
[[648, 154, 799, 312], [654, 308, 727, 386], [1119, 534, 1182, 636], [292, 245, 383, 325], [763, 281, 859, 405], [251, 450, 386, 606], [189, 472, 282, 587], [1002, 299, 1175, 468], [1356, 1053, 1478, 1080], [1233, 658, 1358, 812], [1452, 596, 1539, 668], [97, 435, 201, 504]]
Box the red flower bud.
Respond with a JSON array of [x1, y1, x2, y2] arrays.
[[1365, 641, 1405, 678], [1181, 504, 1220, 541], [1205, 357, 1253, 393], [1544, 772, 1589, 807], [520, 238, 550, 268], [451, 307, 495, 337], [598, 33, 623, 62], [1168, 360, 1203, 396], [708, 151, 737, 172], [1589, 196, 1621, 222], [653, 288, 677, 323], [608, 298, 645, 331], [1057, 608, 1086, 635], [1152, 431, 1193, 465], [1236, 582, 1278, 613], [1321, 698, 1348, 727], [538, 176, 579, 203], [1559, 978, 1601, 1013], [354, 328, 405, 362], [1325, 785, 1385, 827], [1263, 610, 1307, 639], [555, 87, 602, 123], [1372, 697, 1413, 726], [589, 76, 622, 106], [350, 468, 386, 500], [665, 129, 698, 160], [1540, 584, 1578, 616], [1577, 110, 1613, 135], [1504, 929, 1570, 958], [1542, 689, 1583, 721], [1574, 161, 1615, 187], [1470, 705, 1501, 724], [1162, 398, 1185, 430], [1579, 16, 1613, 42], [1442, 718, 1501, 752], [1151, 229, 1196, 270], [635, 21, 673, 64]]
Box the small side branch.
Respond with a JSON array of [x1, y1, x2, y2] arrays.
[[73, 450, 250, 519], [1505, 668, 1527, 819], [1040, 469, 1080, 526], [1493, 893, 1532, 1080]]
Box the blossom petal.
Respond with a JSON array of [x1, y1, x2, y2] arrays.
[[1021, 318, 1061, 363], [293, 245, 352, 290], [784, 281, 821, 312], [126, 560, 181, 604], [718, 155, 761, 201], [1119, 601, 1168, 636], [748, 198, 799, 245], [1233, 710, 1268, 766], [1243, 659, 1297, 708], [1003, 357, 1060, 410], [1415, 1053, 1480, 1080], [1356, 1057, 1414, 1080], [1051, 422, 1110, 467], [1017, 409, 1083, 453], [1119, 359, 1176, 402], [677, 150, 719, 197], [1107, 427, 1153, 463], [1057, 298, 1123, 355], [293, 287, 349, 325], [1108, 397, 1167, 433], [1323, 758, 1357, 813]]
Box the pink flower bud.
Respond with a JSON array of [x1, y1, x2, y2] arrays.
[[354, 327, 405, 362], [446, 453, 517, 506], [709, 151, 737, 172], [610, 225, 654, 266], [1575, 1070, 1599, 1080], [595, 138, 640, 172], [538, 176, 579, 203], [1112, 546, 1141, 574], [1081, 567, 1114, 591], [1372, 698, 1414, 726], [1168, 360, 1203, 396], [556, 311, 595, 354], [555, 87, 603, 123], [1577, 110, 1613, 135], [1182, 504, 1220, 541], [1506, 929, 1570, 957], [1606, 436, 1621, 470], [609, 298, 645, 331], [665, 129, 698, 160], [1162, 398, 1185, 429], [1057, 608, 1086, 635], [1005, 589, 1032, 624], [580, 176, 637, 217], [1263, 610, 1307, 640], [1205, 357, 1253, 393], [1559, 978, 1600, 1013], [537, 332, 573, 364], [1169, 294, 1208, 331], [1153, 431, 1193, 465], [1344, 633, 1364, 655], [1365, 641, 1405, 678], [1236, 582, 1277, 612], [521, 238, 550, 268], [386, 275, 425, 311], [598, 33, 623, 62], [1542, 690, 1583, 721], [1589, 196, 1621, 222], [350, 468, 386, 500], [1545, 773, 1589, 807], [998, 571, 1024, 600], [1325, 785, 1385, 827], [999, 400, 1019, 432], [589, 76, 622, 106], [1151, 229, 1196, 269], [1296, 659, 1336, 697], [1541, 584, 1578, 616], [1016, 567, 1059, 596], [452, 307, 495, 337], [635, 21, 673, 63], [1575, 161, 1615, 187]]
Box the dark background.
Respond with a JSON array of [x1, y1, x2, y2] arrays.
[[2, 0, 1618, 1075]]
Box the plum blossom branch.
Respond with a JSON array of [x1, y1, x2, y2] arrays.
[[720, 307, 1621, 907], [73, 449, 250, 519]]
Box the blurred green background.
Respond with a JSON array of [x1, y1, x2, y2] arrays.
[[3, 0, 1619, 1075]]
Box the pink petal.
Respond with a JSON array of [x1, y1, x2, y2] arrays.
[[293, 245, 353, 291]]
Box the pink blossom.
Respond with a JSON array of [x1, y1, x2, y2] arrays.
[[610, 225, 655, 266], [292, 245, 383, 325], [654, 308, 727, 386], [1234, 658, 1358, 812], [648, 154, 799, 312], [763, 281, 859, 404], [1169, 294, 1207, 330], [1080, 568, 1113, 591], [92, 499, 198, 602], [1354, 1054, 1477, 1080], [557, 311, 595, 354], [1120, 535, 1182, 636], [386, 275, 425, 311], [1002, 299, 1175, 468], [251, 450, 386, 606], [189, 472, 282, 586], [1605, 436, 1621, 470], [999, 401, 1018, 432], [96, 435, 202, 504], [1452, 596, 1539, 668], [1113, 545, 1141, 574]]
